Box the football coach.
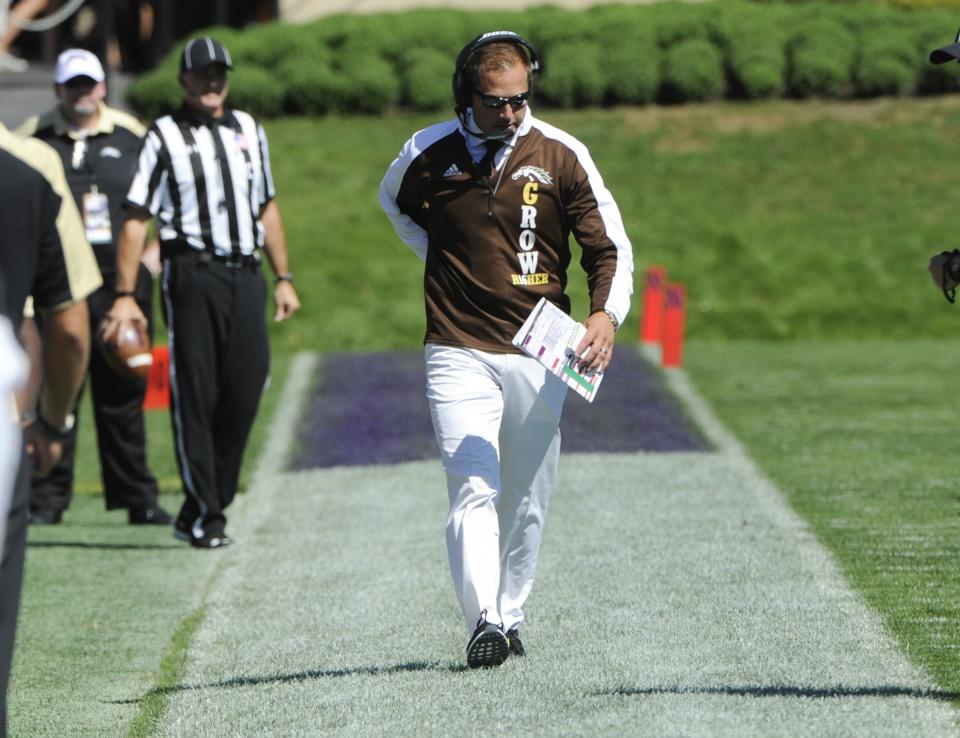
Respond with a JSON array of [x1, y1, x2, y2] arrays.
[[379, 31, 634, 668], [104, 37, 301, 549]]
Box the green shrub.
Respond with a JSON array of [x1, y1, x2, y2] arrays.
[[336, 54, 401, 114], [523, 7, 588, 53], [660, 38, 726, 103], [280, 60, 347, 115], [228, 66, 285, 117], [587, 7, 660, 105], [400, 48, 451, 111], [122, 5, 960, 117], [714, 6, 788, 100], [649, 3, 711, 48], [235, 23, 327, 71], [790, 44, 851, 97], [124, 72, 180, 120], [787, 18, 856, 97], [604, 40, 661, 105], [854, 27, 918, 96], [538, 41, 606, 107], [913, 10, 959, 94]]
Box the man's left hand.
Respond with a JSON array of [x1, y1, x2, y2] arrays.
[[576, 311, 617, 373], [274, 281, 301, 322]]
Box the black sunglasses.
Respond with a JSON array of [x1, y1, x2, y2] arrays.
[[476, 91, 530, 110], [63, 76, 98, 90]]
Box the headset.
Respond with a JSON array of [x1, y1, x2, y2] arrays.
[[452, 31, 541, 141]]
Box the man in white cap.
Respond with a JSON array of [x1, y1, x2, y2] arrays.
[[15, 48, 170, 527]]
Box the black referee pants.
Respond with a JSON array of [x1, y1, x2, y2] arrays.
[[162, 252, 269, 539], [30, 265, 159, 516], [1, 450, 29, 738]]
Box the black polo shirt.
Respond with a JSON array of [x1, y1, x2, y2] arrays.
[[17, 104, 146, 275]]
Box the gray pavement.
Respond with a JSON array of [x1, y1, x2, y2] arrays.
[[279, 0, 709, 23], [0, 63, 134, 128]]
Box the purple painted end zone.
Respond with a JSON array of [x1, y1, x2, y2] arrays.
[[289, 348, 710, 471]]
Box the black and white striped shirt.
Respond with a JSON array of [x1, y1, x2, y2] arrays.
[[124, 105, 276, 257]]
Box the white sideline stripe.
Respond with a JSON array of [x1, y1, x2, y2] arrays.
[[658, 353, 948, 688], [227, 351, 320, 540], [252, 352, 320, 482]]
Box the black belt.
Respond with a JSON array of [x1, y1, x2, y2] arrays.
[[198, 252, 260, 269], [164, 243, 260, 270]]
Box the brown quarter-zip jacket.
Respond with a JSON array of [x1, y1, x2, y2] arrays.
[[380, 110, 634, 353]]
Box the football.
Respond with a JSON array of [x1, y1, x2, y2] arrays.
[[101, 322, 153, 381]]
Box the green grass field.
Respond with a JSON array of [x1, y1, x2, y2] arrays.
[[10, 98, 960, 735]]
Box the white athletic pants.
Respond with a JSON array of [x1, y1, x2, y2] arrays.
[[425, 344, 567, 633]]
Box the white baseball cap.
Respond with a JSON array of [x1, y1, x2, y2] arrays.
[[53, 48, 105, 84]]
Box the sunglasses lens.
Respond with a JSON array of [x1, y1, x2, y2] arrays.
[[478, 92, 529, 109]]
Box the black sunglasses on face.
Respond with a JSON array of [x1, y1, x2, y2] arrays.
[[63, 76, 97, 90], [476, 91, 530, 110]]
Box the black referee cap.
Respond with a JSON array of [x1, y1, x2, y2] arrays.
[[930, 27, 960, 64], [180, 37, 233, 73]]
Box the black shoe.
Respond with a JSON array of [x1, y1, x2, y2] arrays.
[[190, 532, 232, 549], [173, 518, 193, 542], [28, 509, 63, 525], [466, 611, 509, 669], [128, 504, 173, 525], [506, 628, 525, 657]]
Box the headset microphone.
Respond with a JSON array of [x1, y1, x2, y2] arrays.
[[452, 31, 540, 142]]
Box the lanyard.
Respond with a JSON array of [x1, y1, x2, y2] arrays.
[[70, 135, 99, 193]]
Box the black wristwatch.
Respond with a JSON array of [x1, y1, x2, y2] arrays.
[[22, 410, 75, 440], [274, 273, 293, 285]]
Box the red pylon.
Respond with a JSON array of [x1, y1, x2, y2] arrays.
[[662, 283, 686, 368], [143, 345, 170, 410], [640, 266, 667, 344]]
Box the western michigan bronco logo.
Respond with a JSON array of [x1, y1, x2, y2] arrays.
[[511, 166, 553, 185]]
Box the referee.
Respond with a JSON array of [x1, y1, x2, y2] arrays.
[[104, 37, 301, 550]]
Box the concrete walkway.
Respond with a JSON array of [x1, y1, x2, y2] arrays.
[[279, 0, 709, 22]]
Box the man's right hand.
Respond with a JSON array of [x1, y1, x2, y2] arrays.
[[23, 420, 64, 478], [101, 296, 148, 344]]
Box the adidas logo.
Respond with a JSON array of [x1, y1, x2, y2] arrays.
[[443, 163, 462, 178]]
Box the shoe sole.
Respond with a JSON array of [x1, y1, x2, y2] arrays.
[[467, 630, 509, 669], [173, 528, 192, 542]]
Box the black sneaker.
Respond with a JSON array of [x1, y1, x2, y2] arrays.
[[466, 611, 509, 669], [173, 517, 194, 542], [191, 532, 232, 550], [506, 628, 525, 657], [128, 504, 173, 525], [28, 509, 63, 525]]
